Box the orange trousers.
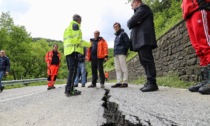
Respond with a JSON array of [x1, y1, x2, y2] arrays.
[[47, 65, 59, 87]]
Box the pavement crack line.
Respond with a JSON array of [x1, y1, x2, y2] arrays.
[[101, 88, 145, 126], [100, 89, 179, 126]]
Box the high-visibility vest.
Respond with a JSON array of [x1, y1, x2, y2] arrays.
[[63, 20, 91, 56]]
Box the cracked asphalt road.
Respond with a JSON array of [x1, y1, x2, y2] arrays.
[[0, 83, 210, 126], [109, 84, 210, 126]]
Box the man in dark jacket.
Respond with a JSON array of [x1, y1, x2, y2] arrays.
[[127, 0, 158, 92], [0, 50, 10, 93], [111, 22, 130, 88]]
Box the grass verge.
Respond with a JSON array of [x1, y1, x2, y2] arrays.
[[130, 73, 195, 89]]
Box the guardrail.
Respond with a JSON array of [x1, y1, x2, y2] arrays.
[[2, 78, 47, 86]]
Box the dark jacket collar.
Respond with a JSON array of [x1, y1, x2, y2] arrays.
[[90, 37, 103, 41], [115, 29, 124, 36], [134, 3, 145, 12]]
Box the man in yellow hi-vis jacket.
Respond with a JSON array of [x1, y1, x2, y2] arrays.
[[63, 14, 91, 97]]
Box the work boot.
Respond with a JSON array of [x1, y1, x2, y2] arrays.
[[101, 84, 105, 88], [111, 83, 122, 88], [74, 84, 78, 87], [47, 86, 55, 90], [198, 65, 210, 94], [47, 86, 53, 90], [120, 83, 128, 88], [198, 83, 210, 94], [0, 86, 4, 93], [66, 89, 81, 97], [140, 83, 149, 90], [70, 89, 81, 95], [88, 84, 96, 88], [64, 86, 70, 96], [141, 83, 158, 92], [189, 66, 208, 92]]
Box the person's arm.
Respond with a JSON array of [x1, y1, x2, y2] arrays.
[[5, 57, 10, 74], [127, 6, 151, 29], [45, 52, 50, 68], [103, 40, 108, 61], [85, 47, 91, 61], [123, 32, 130, 55], [58, 52, 61, 67], [81, 40, 91, 48]]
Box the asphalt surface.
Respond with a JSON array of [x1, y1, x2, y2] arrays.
[[0, 83, 210, 126]]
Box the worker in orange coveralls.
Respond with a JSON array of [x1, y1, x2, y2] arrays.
[[45, 44, 61, 90]]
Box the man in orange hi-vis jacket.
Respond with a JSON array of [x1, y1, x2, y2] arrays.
[[45, 44, 61, 90]]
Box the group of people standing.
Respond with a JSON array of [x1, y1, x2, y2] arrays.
[[1, 0, 210, 96], [59, 0, 159, 97]]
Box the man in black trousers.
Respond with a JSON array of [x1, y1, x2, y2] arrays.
[[127, 0, 158, 92]]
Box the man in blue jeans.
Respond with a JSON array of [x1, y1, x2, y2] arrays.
[[0, 50, 10, 93], [74, 48, 87, 87]]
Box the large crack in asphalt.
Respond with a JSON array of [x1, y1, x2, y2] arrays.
[[101, 89, 146, 126], [100, 89, 178, 126]]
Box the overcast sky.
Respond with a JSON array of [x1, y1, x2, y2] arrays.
[[0, 0, 133, 48]]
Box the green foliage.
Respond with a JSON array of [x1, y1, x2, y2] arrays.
[[104, 48, 114, 71], [153, 0, 182, 38], [0, 12, 67, 80]]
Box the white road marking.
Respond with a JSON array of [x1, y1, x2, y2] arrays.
[[0, 90, 46, 103]]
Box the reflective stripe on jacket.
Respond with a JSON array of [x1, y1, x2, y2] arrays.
[[63, 20, 91, 56], [86, 37, 108, 61]]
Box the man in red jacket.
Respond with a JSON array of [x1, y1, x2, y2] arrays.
[[45, 44, 61, 90], [182, 0, 210, 94]]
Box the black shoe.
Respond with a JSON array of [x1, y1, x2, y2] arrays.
[[71, 89, 81, 95], [74, 85, 78, 87], [120, 83, 128, 88], [0, 86, 4, 93], [141, 84, 158, 92], [140, 83, 148, 90], [101, 84, 105, 88], [88, 84, 96, 88], [66, 90, 81, 97], [65, 92, 71, 97], [198, 83, 210, 94], [51, 86, 56, 89], [111, 83, 122, 88], [47, 86, 53, 90], [189, 80, 207, 92]]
